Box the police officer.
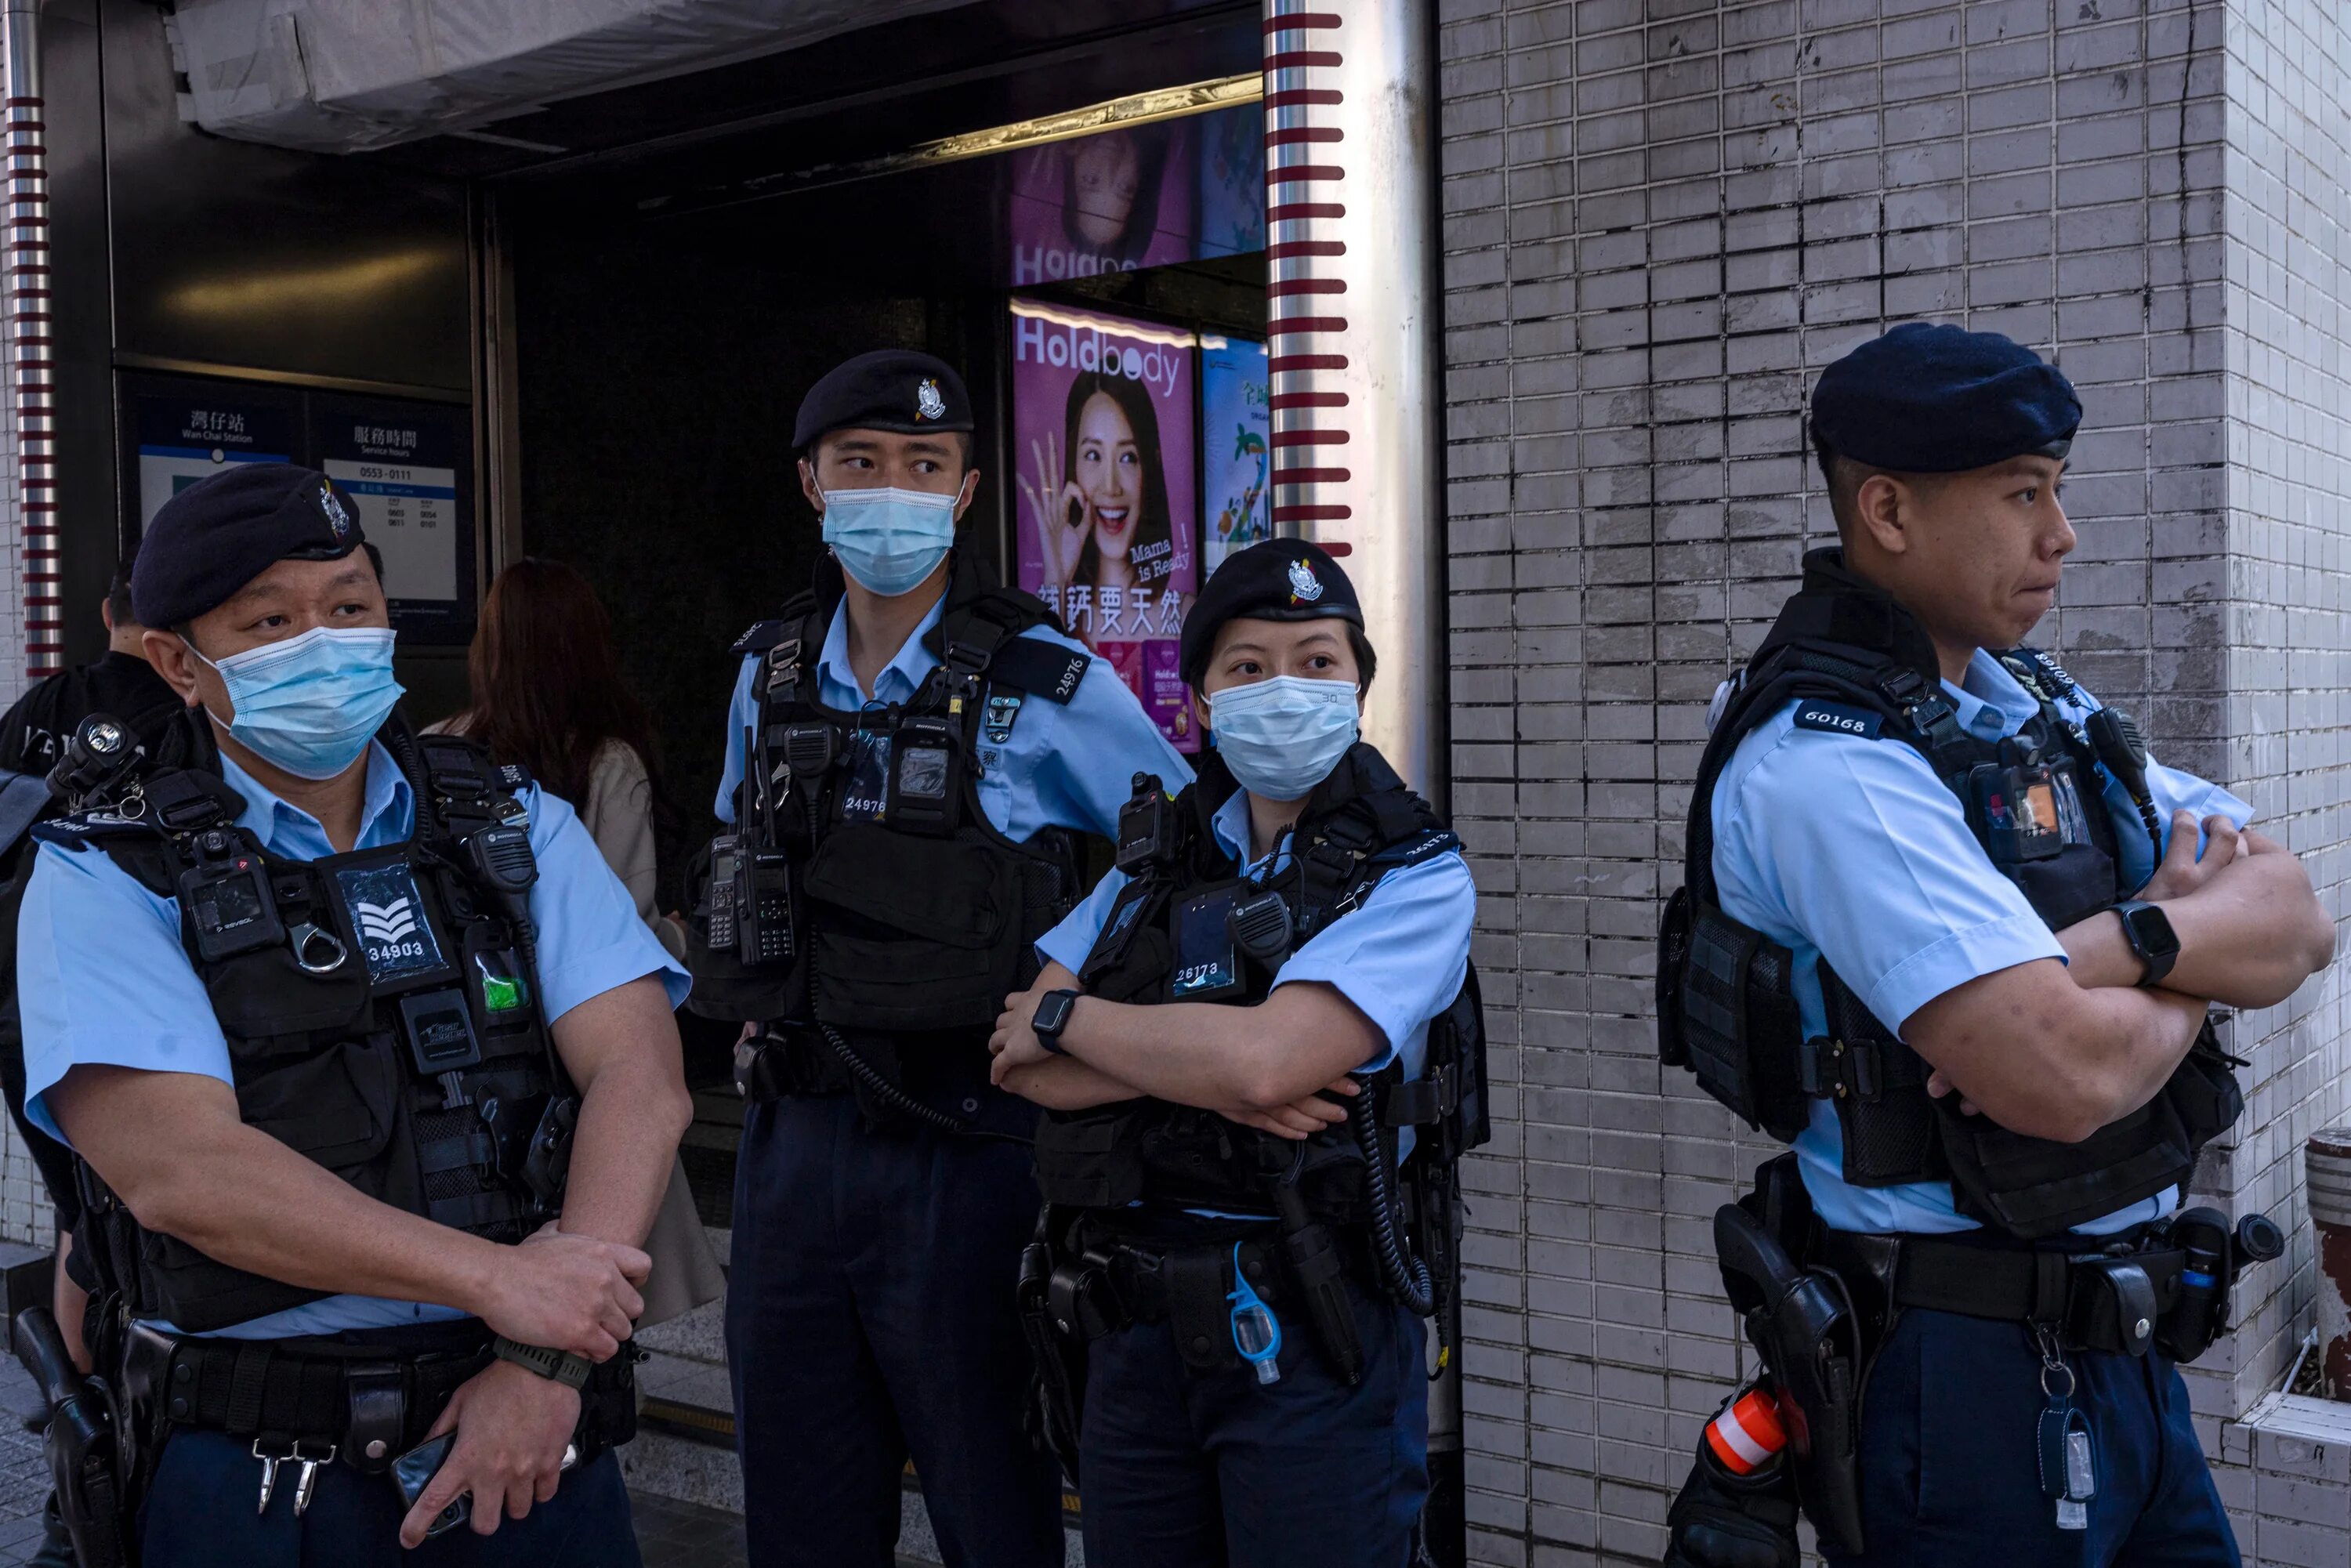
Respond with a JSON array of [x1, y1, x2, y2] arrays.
[[989, 539, 1482, 1568], [0, 556, 187, 1568], [19, 463, 694, 1565], [1656, 324, 2335, 1565], [704, 349, 1190, 1567]]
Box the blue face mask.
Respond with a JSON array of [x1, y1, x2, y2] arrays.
[[820, 484, 959, 596], [1208, 675, 1360, 802], [193, 626, 404, 781]]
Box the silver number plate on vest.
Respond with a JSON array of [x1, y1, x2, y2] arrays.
[[334, 862, 448, 985]]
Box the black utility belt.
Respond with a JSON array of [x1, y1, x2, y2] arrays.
[[1054, 1222, 1373, 1334], [129, 1324, 636, 1473], [736, 1027, 987, 1105], [1820, 1229, 2185, 1357]]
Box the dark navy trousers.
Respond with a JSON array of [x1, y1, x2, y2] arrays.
[[137, 1428, 637, 1567], [1830, 1308, 2239, 1567], [1077, 1271, 1429, 1568], [726, 1092, 1065, 1568]]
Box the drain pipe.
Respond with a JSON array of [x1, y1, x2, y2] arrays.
[[1262, 2, 1462, 1561], [2, 0, 56, 682]]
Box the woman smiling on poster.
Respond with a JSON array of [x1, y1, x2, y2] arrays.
[[1024, 370, 1186, 650]]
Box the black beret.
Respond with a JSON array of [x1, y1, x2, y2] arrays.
[[1810, 321, 2082, 473], [792, 349, 974, 451], [1180, 538, 1364, 689], [132, 464, 366, 628]]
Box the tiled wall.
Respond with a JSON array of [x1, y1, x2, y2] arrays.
[[1436, 0, 2346, 1562], [2199, 5, 2351, 1559]]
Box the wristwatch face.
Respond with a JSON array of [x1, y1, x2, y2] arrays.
[[2125, 903, 2180, 960], [1036, 990, 1074, 1037]]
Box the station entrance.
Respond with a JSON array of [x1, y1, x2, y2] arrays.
[[476, 2, 1275, 1521]]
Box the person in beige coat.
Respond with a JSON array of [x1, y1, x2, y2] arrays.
[[436, 557, 721, 1324]]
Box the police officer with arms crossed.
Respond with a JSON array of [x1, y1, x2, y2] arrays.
[[1657, 324, 2335, 1566], [990, 539, 1483, 1568], [19, 464, 692, 1565], [701, 350, 1188, 1567]]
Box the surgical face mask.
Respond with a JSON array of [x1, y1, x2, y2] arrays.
[[190, 625, 404, 781], [819, 483, 958, 597], [1208, 675, 1360, 802]]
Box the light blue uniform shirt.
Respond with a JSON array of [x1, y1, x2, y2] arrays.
[[1710, 648, 2251, 1236], [20, 742, 691, 1338], [715, 594, 1192, 840], [1038, 787, 1477, 1163]]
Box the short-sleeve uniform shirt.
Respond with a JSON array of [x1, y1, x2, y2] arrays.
[[1708, 649, 2251, 1236], [19, 742, 691, 1338]]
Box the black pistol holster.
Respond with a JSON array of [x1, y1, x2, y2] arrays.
[[1017, 1212, 1090, 1484], [1711, 1160, 1867, 1559], [15, 1305, 132, 1568]]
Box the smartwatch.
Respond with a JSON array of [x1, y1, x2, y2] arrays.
[[492, 1334, 593, 1390], [2113, 901, 2180, 987], [1031, 989, 1082, 1056]]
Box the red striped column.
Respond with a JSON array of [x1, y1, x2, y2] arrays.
[[3, 0, 56, 680], [1262, 0, 1444, 800]]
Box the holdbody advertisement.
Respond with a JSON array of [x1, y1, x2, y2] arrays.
[[1010, 298, 1200, 752]]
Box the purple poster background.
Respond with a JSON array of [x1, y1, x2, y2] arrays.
[[1010, 299, 1201, 751], [1009, 119, 1197, 287]]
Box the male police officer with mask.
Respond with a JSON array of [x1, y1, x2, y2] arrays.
[[989, 540, 1483, 1568], [19, 464, 693, 1565], [1657, 324, 2334, 1566], [701, 350, 1189, 1567]]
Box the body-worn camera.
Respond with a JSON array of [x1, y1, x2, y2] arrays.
[[886, 715, 964, 835], [179, 829, 286, 963], [1117, 773, 1177, 873]]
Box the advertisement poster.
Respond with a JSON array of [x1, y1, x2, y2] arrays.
[[1197, 103, 1266, 259], [1009, 118, 1198, 287], [1200, 335, 1272, 577], [1010, 299, 1200, 751], [135, 395, 295, 530]]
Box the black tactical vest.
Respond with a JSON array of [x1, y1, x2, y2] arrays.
[[1657, 549, 2243, 1239], [685, 554, 1087, 1073], [49, 719, 576, 1331], [1031, 745, 1487, 1229]]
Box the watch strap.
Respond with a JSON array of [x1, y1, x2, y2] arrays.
[[492, 1334, 593, 1390]]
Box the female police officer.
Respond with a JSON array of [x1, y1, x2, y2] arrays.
[[19, 464, 691, 1565], [989, 538, 1478, 1568]]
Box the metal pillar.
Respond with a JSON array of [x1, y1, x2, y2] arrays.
[[2, 0, 56, 679], [1262, 4, 1462, 1563], [1262, 0, 1446, 808]]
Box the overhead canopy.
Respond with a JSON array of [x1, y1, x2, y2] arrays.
[[166, 0, 973, 154]]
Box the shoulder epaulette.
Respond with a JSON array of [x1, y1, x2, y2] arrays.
[[730, 619, 796, 657], [1369, 827, 1462, 868], [32, 810, 161, 848], [985, 635, 1091, 705]]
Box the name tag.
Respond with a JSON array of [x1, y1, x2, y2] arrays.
[[1792, 700, 1882, 740]]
